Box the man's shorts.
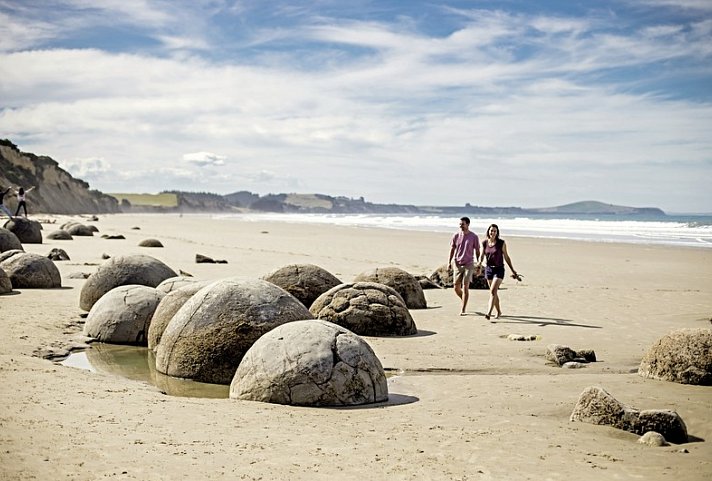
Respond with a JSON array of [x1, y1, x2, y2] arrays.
[[485, 265, 505, 280], [453, 262, 475, 286]]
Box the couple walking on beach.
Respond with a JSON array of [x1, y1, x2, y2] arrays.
[[448, 217, 520, 319], [0, 186, 34, 219]]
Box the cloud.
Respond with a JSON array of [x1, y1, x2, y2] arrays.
[[61, 157, 112, 179], [183, 152, 227, 167]]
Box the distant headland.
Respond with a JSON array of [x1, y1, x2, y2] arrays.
[[1, 139, 665, 216]]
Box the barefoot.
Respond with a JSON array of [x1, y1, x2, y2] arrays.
[[484, 314, 490, 320], [495, 312, 501, 319]]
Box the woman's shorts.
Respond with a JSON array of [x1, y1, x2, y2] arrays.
[[485, 265, 505, 280]]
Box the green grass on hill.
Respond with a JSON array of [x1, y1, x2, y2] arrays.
[[108, 193, 178, 207]]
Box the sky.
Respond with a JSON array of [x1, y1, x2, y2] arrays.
[[1, 0, 711, 213]]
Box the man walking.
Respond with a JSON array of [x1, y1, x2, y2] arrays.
[[448, 217, 480, 315]]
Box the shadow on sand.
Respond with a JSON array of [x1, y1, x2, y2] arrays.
[[475, 313, 602, 329]]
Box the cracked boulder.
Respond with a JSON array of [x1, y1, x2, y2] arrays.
[[155, 279, 313, 384], [262, 263, 341, 308], [83, 284, 165, 345], [310, 281, 417, 336], [570, 386, 688, 443], [0, 250, 61, 288], [0, 267, 12, 294], [148, 280, 211, 351], [46, 229, 73, 240], [156, 276, 200, 294], [230, 319, 388, 406], [353, 266, 427, 309], [0, 227, 24, 252], [638, 328, 712, 385], [79, 254, 177, 311], [3, 217, 42, 244]]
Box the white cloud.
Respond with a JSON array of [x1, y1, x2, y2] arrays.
[[183, 152, 227, 167]]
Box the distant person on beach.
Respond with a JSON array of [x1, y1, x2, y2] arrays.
[[448, 217, 481, 316], [1, 186, 13, 219], [477, 224, 520, 320], [14, 186, 35, 217]]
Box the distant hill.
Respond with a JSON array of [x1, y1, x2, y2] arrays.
[[529, 200, 665, 216], [0, 140, 120, 215]]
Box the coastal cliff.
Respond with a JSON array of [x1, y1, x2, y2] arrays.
[[0, 140, 120, 215]]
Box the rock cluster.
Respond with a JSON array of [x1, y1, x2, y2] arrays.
[[638, 328, 712, 385], [545, 344, 596, 366]]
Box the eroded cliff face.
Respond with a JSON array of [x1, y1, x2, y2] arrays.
[[0, 140, 120, 215]]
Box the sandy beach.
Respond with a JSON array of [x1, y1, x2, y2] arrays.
[[1, 213, 711, 481]]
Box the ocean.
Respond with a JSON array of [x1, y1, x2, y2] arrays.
[[212, 212, 712, 249]]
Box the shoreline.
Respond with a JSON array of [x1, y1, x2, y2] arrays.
[[1, 213, 711, 480]]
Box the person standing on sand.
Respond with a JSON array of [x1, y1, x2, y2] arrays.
[[0, 186, 14, 219], [14, 186, 35, 217], [448, 217, 481, 316], [477, 224, 520, 320]]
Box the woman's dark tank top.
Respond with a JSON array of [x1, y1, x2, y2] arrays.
[[483, 239, 504, 267]]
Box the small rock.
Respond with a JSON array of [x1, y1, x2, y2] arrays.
[[638, 431, 668, 447], [179, 269, 194, 277], [47, 248, 70, 261], [139, 238, 163, 248], [101, 253, 110, 260], [508, 334, 538, 341], [68, 272, 90, 279], [196, 253, 215, 263], [562, 361, 586, 369], [102, 234, 126, 240], [131, 226, 140, 230], [678, 448, 689, 453]]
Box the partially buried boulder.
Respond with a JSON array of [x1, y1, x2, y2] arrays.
[[79, 254, 177, 311], [4, 217, 42, 244], [83, 285, 164, 345], [638, 328, 712, 385], [46, 229, 73, 240], [353, 266, 427, 309], [155, 279, 313, 384], [65, 224, 94, 236], [147, 280, 211, 351], [0, 227, 23, 252], [570, 386, 688, 444], [262, 263, 341, 308], [310, 282, 417, 337], [230, 320, 388, 406], [139, 238, 163, 248], [0, 250, 61, 288], [0, 267, 12, 294], [47, 248, 70, 261]]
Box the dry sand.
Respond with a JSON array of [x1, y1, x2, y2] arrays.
[[1, 213, 711, 480]]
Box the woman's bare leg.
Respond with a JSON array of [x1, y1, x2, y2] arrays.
[[486, 278, 503, 319]]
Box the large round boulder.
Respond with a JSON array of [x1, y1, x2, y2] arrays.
[[310, 282, 417, 336], [148, 280, 211, 351], [83, 285, 164, 345], [155, 279, 313, 384], [638, 328, 712, 385], [0, 250, 61, 288], [262, 263, 341, 308], [3, 217, 42, 244], [0, 267, 12, 294], [79, 254, 177, 311], [156, 276, 199, 294], [353, 266, 427, 309], [46, 229, 73, 240], [0, 227, 24, 252], [230, 320, 388, 406]]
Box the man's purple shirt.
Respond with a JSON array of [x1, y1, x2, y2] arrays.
[[451, 230, 479, 266]]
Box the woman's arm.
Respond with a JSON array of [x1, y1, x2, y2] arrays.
[[502, 241, 518, 277], [27, 186, 36, 193]]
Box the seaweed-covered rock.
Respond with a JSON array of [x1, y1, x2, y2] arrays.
[[353, 267, 427, 309], [3, 217, 42, 244], [230, 320, 388, 406], [310, 282, 417, 336], [155, 279, 313, 384], [83, 285, 164, 345], [79, 254, 177, 311], [0, 227, 23, 252], [263, 263, 341, 308], [638, 328, 712, 385], [148, 280, 211, 351], [0, 250, 61, 288], [570, 386, 688, 443]]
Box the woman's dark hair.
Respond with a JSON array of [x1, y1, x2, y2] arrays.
[[18, 187, 24, 195], [487, 223, 500, 240]]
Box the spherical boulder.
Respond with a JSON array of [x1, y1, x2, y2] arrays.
[[262, 263, 341, 308], [155, 279, 313, 384], [64, 224, 94, 236], [0, 267, 12, 294], [0, 250, 61, 288], [310, 282, 417, 336], [79, 254, 177, 311], [3, 217, 42, 244], [156, 276, 199, 294], [0, 227, 24, 252], [83, 285, 164, 345], [353, 266, 427, 309], [638, 328, 712, 385], [230, 320, 388, 406], [46, 229, 73, 240], [139, 238, 163, 248], [148, 280, 211, 351]]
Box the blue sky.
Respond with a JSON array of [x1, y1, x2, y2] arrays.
[[1, 0, 711, 212]]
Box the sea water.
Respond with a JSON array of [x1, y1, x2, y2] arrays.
[[213, 212, 712, 248]]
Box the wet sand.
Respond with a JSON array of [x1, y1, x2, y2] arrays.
[[1, 213, 711, 480]]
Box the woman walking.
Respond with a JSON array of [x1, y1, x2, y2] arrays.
[[14, 186, 35, 217], [477, 224, 520, 320]]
